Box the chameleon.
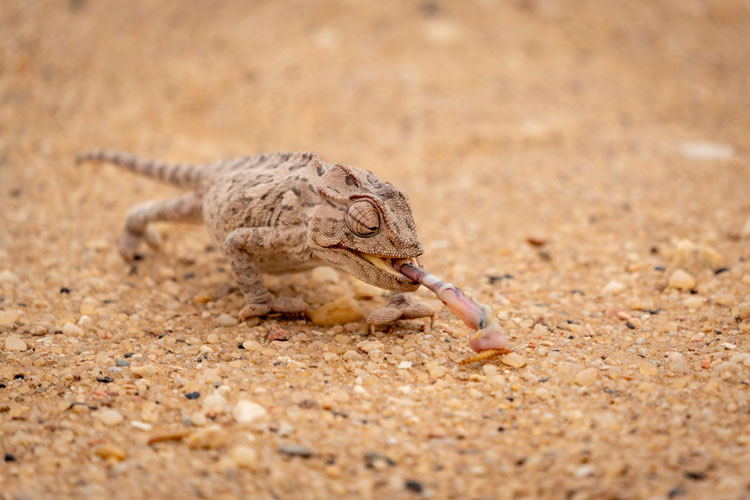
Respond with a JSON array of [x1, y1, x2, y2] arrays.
[[76, 150, 436, 326]]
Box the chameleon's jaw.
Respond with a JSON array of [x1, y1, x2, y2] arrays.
[[312, 245, 420, 292], [359, 253, 418, 279]]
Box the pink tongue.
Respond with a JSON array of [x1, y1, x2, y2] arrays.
[[469, 325, 508, 353]]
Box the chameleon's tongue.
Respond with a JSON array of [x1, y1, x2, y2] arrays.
[[393, 260, 508, 353]]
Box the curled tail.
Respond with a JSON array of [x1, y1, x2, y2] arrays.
[[76, 149, 207, 189]]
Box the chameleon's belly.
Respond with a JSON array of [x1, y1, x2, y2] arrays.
[[254, 252, 324, 275]]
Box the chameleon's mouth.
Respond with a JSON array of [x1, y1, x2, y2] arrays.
[[348, 251, 418, 282]]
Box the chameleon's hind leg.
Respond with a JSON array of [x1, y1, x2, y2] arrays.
[[120, 193, 203, 260]]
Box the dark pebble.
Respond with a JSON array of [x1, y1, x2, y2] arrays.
[[123, 352, 134, 358], [668, 486, 686, 498], [237, 343, 245, 349], [185, 391, 200, 400], [278, 444, 313, 458], [133, 253, 144, 261], [654, 266, 666, 272], [0, 383, 5, 388], [404, 480, 423, 493], [14, 374, 24, 380], [714, 267, 729, 275], [625, 321, 636, 330], [4, 453, 15, 462], [96, 376, 112, 383], [183, 272, 195, 280], [684, 471, 706, 481], [364, 452, 396, 468], [59, 287, 71, 294], [497, 426, 505, 432]]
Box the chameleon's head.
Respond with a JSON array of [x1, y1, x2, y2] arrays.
[[308, 162, 423, 292]]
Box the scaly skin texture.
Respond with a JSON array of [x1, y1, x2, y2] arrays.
[[76, 150, 433, 325]]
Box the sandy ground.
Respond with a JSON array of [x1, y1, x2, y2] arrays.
[[2, 1, 750, 499]]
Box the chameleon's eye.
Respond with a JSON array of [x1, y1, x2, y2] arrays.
[[346, 200, 381, 238]]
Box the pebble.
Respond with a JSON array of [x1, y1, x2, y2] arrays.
[[738, 303, 750, 321], [232, 399, 266, 424], [0, 270, 19, 283], [62, 322, 84, 337], [636, 359, 658, 376], [80, 297, 99, 315], [427, 364, 448, 379], [679, 141, 734, 161], [667, 352, 690, 374], [0, 309, 20, 327], [115, 359, 130, 367], [683, 296, 705, 309], [574, 367, 598, 386], [216, 314, 238, 327], [241, 340, 263, 351], [278, 443, 313, 458], [131, 364, 157, 378], [95, 443, 126, 461], [311, 266, 339, 283], [482, 364, 498, 376], [741, 216, 750, 239], [397, 361, 413, 369], [229, 445, 258, 469], [130, 421, 153, 431], [186, 425, 227, 449], [500, 352, 526, 368], [309, 297, 363, 326], [95, 409, 124, 426], [601, 281, 625, 295], [5, 334, 27, 352], [532, 324, 549, 336], [668, 269, 695, 291], [202, 393, 227, 413]]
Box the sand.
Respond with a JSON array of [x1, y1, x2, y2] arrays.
[[1, 1, 749, 499]]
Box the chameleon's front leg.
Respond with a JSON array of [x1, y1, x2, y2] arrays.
[[223, 227, 309, 319], [366, 292, 435, 326]]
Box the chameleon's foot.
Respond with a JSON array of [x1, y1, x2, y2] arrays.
[[239, 297, 309, 320], [118, 227, 161, 261], [366, 293, 435, 326]]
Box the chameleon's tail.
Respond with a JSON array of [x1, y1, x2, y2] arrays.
[[76, 149, 207, 189]]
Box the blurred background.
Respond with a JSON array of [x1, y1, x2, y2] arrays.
[[1, 0, 748, 280]]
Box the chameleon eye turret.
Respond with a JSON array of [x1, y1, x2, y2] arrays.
[[345, 199, 381, 237]]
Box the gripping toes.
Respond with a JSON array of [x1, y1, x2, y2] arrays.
[[366, 293, 435, 326], [239, 297, 309, 320]]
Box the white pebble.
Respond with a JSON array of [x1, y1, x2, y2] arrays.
[[668, 269, 696, 291], [397, 361, 413, 369], [203, 393, 228, 413], [96, 409, 124, 426], [62, 322, 84, 336], [574, 367, 598, 386], [0, 309, 20, 326], [229, 446, 258, 469], [130, 421, 153, 431], [216, 314, 239, 327], [601, 281, 625, 295], [232, 399, 266, 424], [4, 334, 27, 352]]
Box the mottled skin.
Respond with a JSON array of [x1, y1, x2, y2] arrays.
[[76, 150, 434, 325]]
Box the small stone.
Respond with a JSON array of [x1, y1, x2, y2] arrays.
[[679, 141, 733, 161], [0, 270, 19, 283], [683, 296, 705, 309], [80, 297, 99, 315], [404, 479, 424, 493], [427, 364, 447, 379], [232, 400, 266, 424], [741, 216, 750, 240], [5, 334, 27, 352], [397, 361, 413, 369], [185, 391, 200, 400], [95, 443, 126, 461], [482, 364, 498, 377], [668, 269, 695, 291], [216, 314, 239, 327], [62, 322, 84, 336], [311, 266, 339, 283], [737, 303, 750, 321], [278, 443, 313, 458], [96, 408, 124, 426], [115, 359, 130, 367], [500, 352, 526, 368], [667, 352, 690, 374], [241, 340, 263, 351], [350, 278, 383, 299], [601, 281, 625, 295], [532, 324, 549, 336], [131, 364, 157, 378], [574, 367, 598, 386], [309, 297, 363, 326], [0, 309, 20, 327], [202, 393, 227, 413], [229, 445, 258, 469], [186, 424, 227, 449], [636, 359, 658, 376], [130, 421, 153, 431]]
